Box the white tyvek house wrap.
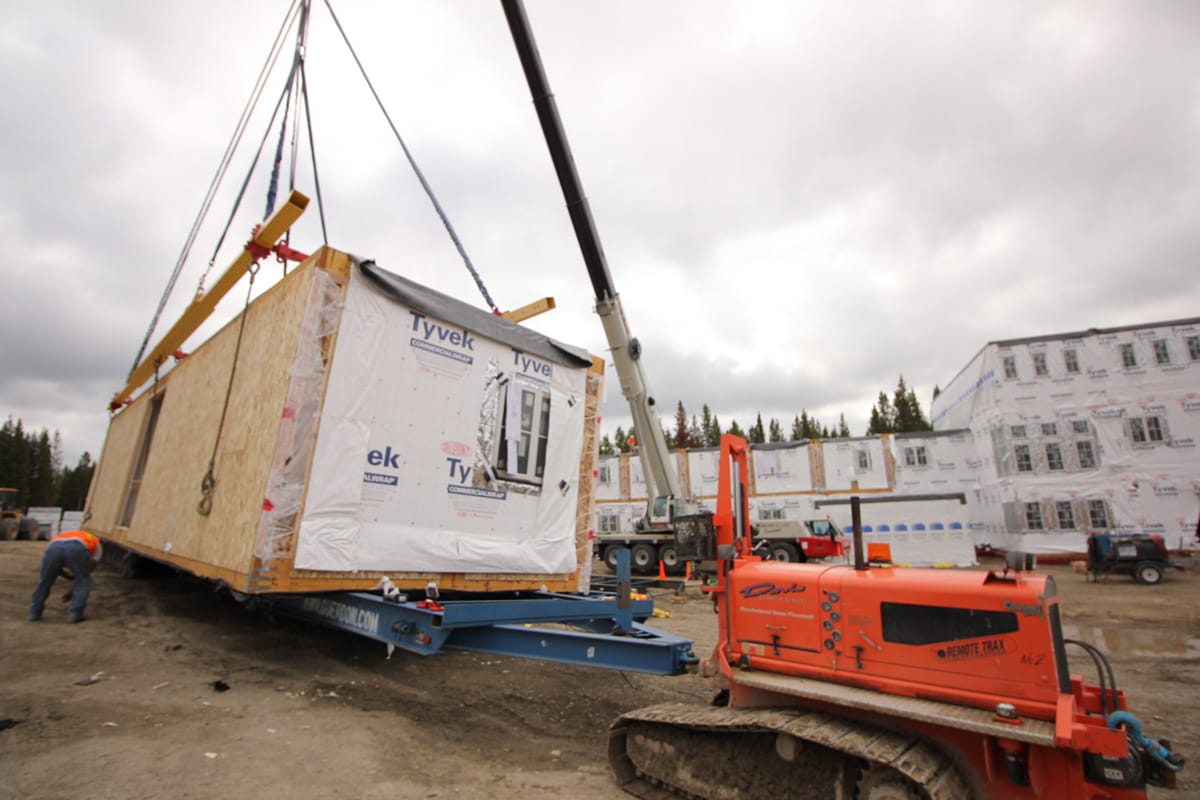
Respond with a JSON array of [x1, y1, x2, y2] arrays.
[[932, 321, 1200, 554], [294, 269, 586, 573]]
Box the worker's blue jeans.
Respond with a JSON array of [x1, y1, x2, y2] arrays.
[[29, 539, 93, 619]]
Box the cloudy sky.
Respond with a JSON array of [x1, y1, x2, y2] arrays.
[[3, 0, 1198, 466]]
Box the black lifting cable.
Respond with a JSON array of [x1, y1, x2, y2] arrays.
[[322, 0, 500, 313], [127, 0, 304, 381]]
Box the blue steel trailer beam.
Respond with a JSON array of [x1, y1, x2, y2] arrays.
[[446, 622, 696, 675], [262, 587, 695, 675]]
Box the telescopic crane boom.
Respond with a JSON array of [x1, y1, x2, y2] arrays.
[[501, 0, 699, 531]]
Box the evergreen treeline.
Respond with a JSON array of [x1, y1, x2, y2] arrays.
[[0, 417, 95, 510], [600, 375, 932, 455]]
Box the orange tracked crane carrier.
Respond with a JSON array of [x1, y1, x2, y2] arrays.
[[603, 436, 1185, 798], [499, 3, 1188, 796]]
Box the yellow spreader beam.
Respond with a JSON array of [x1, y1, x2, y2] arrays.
[[111, 190, 310, 410], [501, 296, 555, 324]]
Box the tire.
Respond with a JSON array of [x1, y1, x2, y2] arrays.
[[0, 518, 16, 541], [17, 520, 40, 541], [658, 543, 684, 576], [602, 545, 621, 572], [857, 765, 926, 800], [768, 542, 802, 563], [630, 543, 657, 574], [1135, 561, 1165, 585]]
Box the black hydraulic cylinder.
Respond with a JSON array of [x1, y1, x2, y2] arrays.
[[500, 0, 618, 303], [851, 495, 867, 571]]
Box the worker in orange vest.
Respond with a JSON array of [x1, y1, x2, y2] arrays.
[[29, 530, 103, 623]]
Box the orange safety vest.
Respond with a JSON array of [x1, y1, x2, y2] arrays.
[[54, 530, 101, 556]]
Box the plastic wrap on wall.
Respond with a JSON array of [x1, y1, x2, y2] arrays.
[[254, 268, 344, 562], [293, 265, 588, 574]]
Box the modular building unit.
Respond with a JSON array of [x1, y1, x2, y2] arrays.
[[87, 248, 603, 593]]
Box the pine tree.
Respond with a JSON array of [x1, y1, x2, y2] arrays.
[[29, 430, 55, 506], [672, 401, 691, 449], [599, 434, 615, 456], [727, 419, 746, 439], [748, 414, 766, 444], [891, 375, 932, 433], [689, 415, 703, 448], [837, 414, 851, 438], [707, 414, 722, 446], [768, 418, 784, 442], [57, 453, 95, 510], [867, 392, 895, 434], [790, 414, 803, 441]]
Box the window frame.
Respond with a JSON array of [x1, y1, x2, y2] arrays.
[[1045, 443, 1064, 471], [1064, 348, 1080, 374], [494, 379, 553, 487], [1025, 501, 1044, 531], [1076, 440, 1097, 469], [1056, 501, 1076, 530], [1153, 339, 1171, 365], [1014, 444, 1033, 473], [1119, 343, 1137, 369]]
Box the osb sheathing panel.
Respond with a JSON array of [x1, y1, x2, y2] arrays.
[[84, 395, 149, 537], [94, 256, 320, 573]]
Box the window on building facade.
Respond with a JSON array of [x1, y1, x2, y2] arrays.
[[1088, 500, 1110, 529], [1046, 443, 1064, 471], [1072, 420, 1090, 435], [904, 446, 928, 467], [1014, 444, 1033, 472], [1025, 502, 1044, 531], [856, 449, 871, 470], [1064, 349, 1080, 374], [1129, 415, 1167, 444], [1056, 501, 1076, 529], [598, 464, 612, 484], [1189, 335, 1200, 361], [599, 514, 621, 533], [1041, 423, 1057, 436], [1011, 425, 1026, 438], [759, 507, 785, 520], [1032, 352, 1048, 376], [1076, 440, 1097, 469], [1153, 339, 1171, 365], [1119, 343, 1137, 369], [1003, 355, 1018, 379]]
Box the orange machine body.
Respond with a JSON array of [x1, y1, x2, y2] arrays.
[[702, 434, 1170, 799]]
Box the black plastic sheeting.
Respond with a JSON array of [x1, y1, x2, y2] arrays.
[[357, 258, 592, 370]]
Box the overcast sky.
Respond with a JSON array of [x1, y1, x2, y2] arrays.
[[3, 1, 1199, 466]]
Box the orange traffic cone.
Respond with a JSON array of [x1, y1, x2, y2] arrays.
[[658, 560, 667, 581], [685, 561, 693, 581]]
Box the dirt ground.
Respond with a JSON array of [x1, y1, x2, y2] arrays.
[[1, 542, 1197, 800]]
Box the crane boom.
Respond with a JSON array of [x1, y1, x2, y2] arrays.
[[500, 0, 692, 522]]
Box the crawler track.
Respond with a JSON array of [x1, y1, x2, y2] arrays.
[[609, 703, 971, 800]]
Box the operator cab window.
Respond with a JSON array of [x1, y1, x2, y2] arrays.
[[881, 602, 1019, 646]]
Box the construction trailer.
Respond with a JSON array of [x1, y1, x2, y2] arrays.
[[87, 247, 606, 596]]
